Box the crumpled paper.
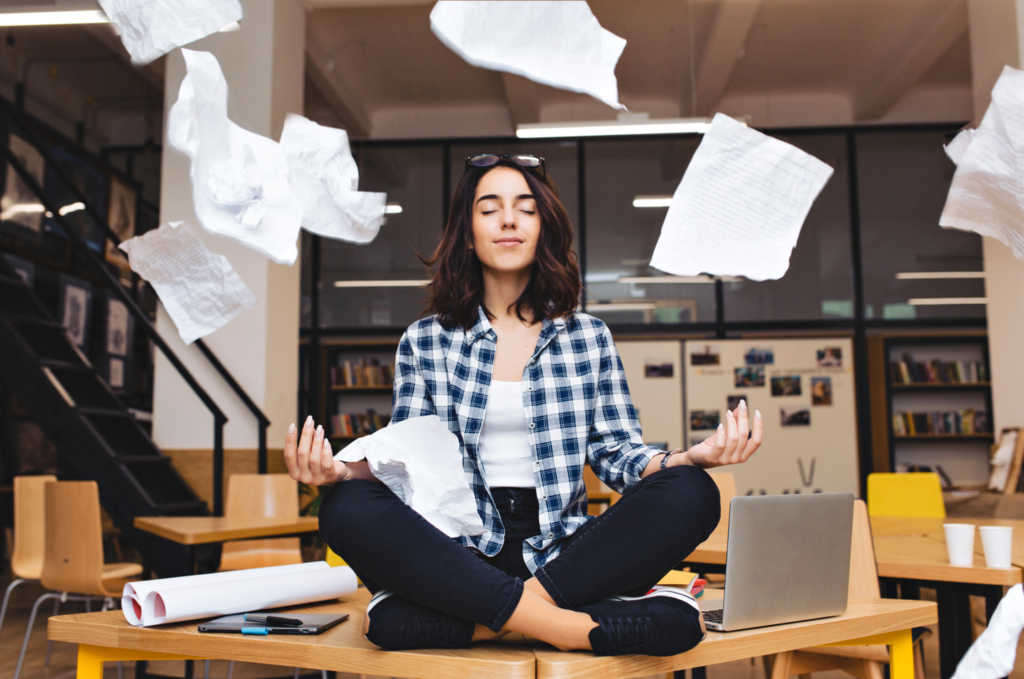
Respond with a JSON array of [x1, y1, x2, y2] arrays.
[[119, 220, 256, 345], [167, 49, 302, 265], [430, 1, 626, 110], [279, 113, 387, 243], [98, 0, 243, 66], [952, 583, 1024, 679], [944, 127, 975, 166], [336, 415, 486, 538]]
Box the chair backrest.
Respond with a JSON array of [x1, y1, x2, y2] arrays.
[[11, 475, 57, 580], [849, 499, 880, 599], [225, 474, 299, 519], [41, 481, 106, 595], [867, 472, 945, 518], [708, 472, 736, 536]]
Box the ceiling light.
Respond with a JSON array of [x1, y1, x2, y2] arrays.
[[895, 272, 986, 279], [58, 202, 85, 216], [333, 280, 428, 288], [517, 117, 713, 139], [586, 302, 659, 311], [0, 203, 44, 220], [0, 10, 109, 26], [617, 275, 742, 284], [633, 196, 674, 208], [384, 203, 403, 215], [907, 298, 988, 305]]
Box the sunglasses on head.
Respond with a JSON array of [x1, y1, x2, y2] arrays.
[[465, 154, 546, 178]]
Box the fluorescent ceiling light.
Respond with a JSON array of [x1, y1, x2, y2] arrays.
[[0, 10, 109, 26], [633, 196, 674, 208], [907, 298, 988, 306], [333, 279, 429, 288], [58, 202, 85, 216], [617, 275, 742, 284], [586, 302, 659, 311], [517, 117, 713, 139], [895, 272, 985, 279], [0, 203, 44, 220], [384, 203, 403, 215]]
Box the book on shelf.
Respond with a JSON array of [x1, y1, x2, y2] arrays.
[[889, 354, 987, 385], [329, 356, 395, 388], [891, 409, 989, 436], [330, 409, 391, 438]]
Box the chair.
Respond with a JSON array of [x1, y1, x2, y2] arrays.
[[13, 481, 142, 679], [867, 473, 945, 518], [0, 475, 56, 641], [219, 474, 303, 572], [763, 500, 927, 679]]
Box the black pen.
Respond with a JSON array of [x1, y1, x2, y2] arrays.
[[243, 614, 304, 627]]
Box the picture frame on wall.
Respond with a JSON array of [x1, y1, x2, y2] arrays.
[[58, 274, 93, 351], [46, 147, 108, 253], [1, 133, 46, 234], [105, 175, 137, 270], [105, 295, 133, 391]]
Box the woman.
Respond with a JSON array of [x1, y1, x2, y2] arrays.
[[284, 154, 764, 657]]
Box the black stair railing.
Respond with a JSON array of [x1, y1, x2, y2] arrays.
[[0, 98, 272, 512]]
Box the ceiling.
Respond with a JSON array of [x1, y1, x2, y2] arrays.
[[0, 0, 974, 147]]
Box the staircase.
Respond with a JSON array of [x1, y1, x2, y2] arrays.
[[0, 256, 206, 576]]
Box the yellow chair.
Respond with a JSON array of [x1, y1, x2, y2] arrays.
[[219, 474, 303, 571], [326, 547, 346, 567], [0, 475, 56, 641], [867, 473, 945, 518]]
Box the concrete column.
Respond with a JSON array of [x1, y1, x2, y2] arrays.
[[152, 0, 306, 506]]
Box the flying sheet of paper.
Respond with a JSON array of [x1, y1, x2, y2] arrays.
[[279, 114, 387, 243], [944, 127, 975, 166], [97, 0, 242, 67], [167, 49, 302, 265], [119, 220, 256, 345], [336, 415, 486, 538], [952, 583, 1024, 679], [939, 65, 1024, 259], [430, 1, 626, 110], [649, 113, 834, 281]]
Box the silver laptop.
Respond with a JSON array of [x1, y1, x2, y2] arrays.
[[701, 493, 854, 632]]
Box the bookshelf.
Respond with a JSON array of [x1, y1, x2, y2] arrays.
[[319, 339, 399, 449], [868, 333, 993, 487]]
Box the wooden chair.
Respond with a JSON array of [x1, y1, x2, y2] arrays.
[[763, 500, 926, 679], [219, 474, 303, 572], [867, 472, 945, 518], [0, 475, 56, 641], [13, 481, 142, 679]]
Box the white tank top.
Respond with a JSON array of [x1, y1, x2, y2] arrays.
[[478, 380, 536, 489]]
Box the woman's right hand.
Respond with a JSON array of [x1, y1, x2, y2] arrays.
[[284, 416, 350, 485]]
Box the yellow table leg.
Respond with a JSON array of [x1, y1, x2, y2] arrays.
[[77, 644, 206, 679], [819, 628, 915, 679]]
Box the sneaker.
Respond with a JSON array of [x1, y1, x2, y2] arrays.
[[364, 589, 475, 650], [580, 586, 706, 657]]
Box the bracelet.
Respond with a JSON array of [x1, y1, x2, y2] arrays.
[[660, 448, 682, 470]]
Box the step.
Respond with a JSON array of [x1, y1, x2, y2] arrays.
[[40, 358, 91, 372], [0, 281, 50, 319], [78, 406, 133, 418], [154, 500, 210, 516], [117, 455, 172, 465]]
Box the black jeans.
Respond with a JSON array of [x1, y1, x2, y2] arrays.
[[319, 463, 720, 633]]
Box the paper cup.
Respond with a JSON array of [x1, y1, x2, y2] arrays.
[[980, 526, 1013, 569], [944, 524, 976, 567]]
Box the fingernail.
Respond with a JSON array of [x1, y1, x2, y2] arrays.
[[316, 425, 323, 435], [305, 415, 313, 426], [718, 423, 724, 431], [288, 423, 295, 435], [740, 399, 747, 411], [726, 410, 731, 418], [755, 410, 762, 421]]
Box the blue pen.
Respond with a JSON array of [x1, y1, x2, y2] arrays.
[[241, 627, 269, 635]]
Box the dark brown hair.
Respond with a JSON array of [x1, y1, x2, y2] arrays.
[[421, 160, 581, 331]]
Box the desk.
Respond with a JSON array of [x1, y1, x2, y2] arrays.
[[49, 589, 935, 679]]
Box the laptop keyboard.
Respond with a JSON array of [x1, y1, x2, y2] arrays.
[[702, 609, 723, 624]]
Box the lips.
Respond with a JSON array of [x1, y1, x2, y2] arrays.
[[495, 238, 523, 244]]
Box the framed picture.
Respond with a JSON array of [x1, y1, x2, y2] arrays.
[[105, 176, 137, 269], [46, 148, 107, 253], [1, 134, 46, 234], [58, 274, 93, 351], [104, 295, 133, 392]]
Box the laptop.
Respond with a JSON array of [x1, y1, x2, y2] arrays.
[[701, 492, 854, 632]]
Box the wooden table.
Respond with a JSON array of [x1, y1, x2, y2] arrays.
[[49, 588, 935, 679]]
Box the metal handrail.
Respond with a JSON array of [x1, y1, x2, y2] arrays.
[[0, 96, 272, 473]]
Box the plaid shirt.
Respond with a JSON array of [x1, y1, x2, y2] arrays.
[[391, 307, 661, 573]]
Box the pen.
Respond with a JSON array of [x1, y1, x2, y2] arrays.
[[241, 627, 269, 635], [244, 614, 304, 627]]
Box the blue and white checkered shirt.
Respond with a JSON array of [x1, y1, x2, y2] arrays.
[[391, 306, 661, 573]]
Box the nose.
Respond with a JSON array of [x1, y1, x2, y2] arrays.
[[501, 205, 516, 229]]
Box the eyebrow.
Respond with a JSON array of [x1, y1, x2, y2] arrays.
[[475, 193, 536, 205]]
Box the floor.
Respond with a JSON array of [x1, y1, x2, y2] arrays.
[[0, 565, 1018, 679]]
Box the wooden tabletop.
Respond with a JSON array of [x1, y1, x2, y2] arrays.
[[133, 516, 320, 545], [49, 589, 535, 679]]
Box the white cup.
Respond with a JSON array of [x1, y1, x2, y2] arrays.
[[979, 526, 1014, 569], [944, 524, 977, 567]]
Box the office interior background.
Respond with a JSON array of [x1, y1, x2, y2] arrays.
[[0, 0, 1023, 674]]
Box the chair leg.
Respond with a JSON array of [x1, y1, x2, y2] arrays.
[[44, 592, 62, 666], [226, 659, 234, 679], [770, 651, 794, 679], [0, 578, 29, 639], [293, 668, 300, 679], [12, 591, 61, 679], [118, 661, 125, 679], [204, 659, 211, 679]]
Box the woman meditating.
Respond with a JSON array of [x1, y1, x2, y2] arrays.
[[284, 153, 764, 657]]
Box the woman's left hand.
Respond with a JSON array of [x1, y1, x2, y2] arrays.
[[677, 400, 763, 469]]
